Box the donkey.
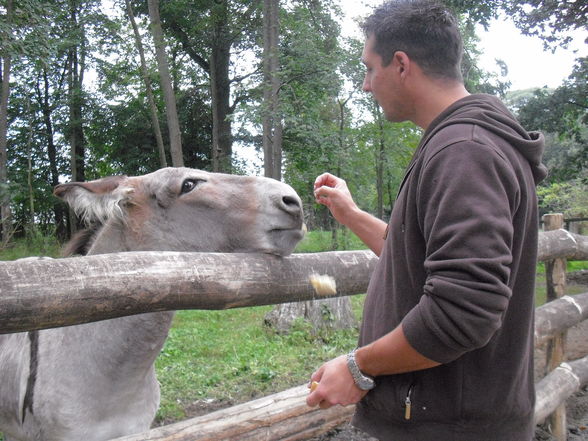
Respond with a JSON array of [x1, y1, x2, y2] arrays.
[[0, 167, 305, 441]]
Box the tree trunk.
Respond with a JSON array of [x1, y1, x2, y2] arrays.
[[262, 0, 282, 180], [126, 0, 167, 168], [266, 94, 357, 335], [67, 48, 84, 235], [374, 106, 385, 220], [38, 69, 68, 240], [210, 7, 233, 173], [0, 0, 13, 246], [147, 0, 183, 167], [24, 98, 35, 232]]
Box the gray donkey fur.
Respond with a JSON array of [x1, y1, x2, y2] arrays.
[[0, 167, 304, 441]]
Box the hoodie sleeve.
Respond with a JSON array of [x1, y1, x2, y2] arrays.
[[401, 135, 520, 364]]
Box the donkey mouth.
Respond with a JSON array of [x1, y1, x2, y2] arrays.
[[268, 227, 306, 256]]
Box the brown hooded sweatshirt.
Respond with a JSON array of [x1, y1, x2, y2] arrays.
[[353, 94, 547, 441]]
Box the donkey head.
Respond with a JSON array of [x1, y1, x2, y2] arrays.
[[54, 167, 305, 256]]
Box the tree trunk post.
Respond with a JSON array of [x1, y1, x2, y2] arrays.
[[147, 0, 184, 167], [0, 0, 14, 247], [543, 213, 567, 441]]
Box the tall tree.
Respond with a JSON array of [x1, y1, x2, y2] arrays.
[[66, 0, 87, 235], [0, 0, 13, 245], [262, 0, 282, 179], [156, 0, 262, 172], [147, 0, 183, 166], [36, 63, 69, 239], [126, 0, 167, 168]]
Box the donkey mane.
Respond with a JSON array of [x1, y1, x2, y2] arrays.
[[61, 226, 102, 257]]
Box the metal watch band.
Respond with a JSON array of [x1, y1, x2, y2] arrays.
[[347, 349, 375, 390]]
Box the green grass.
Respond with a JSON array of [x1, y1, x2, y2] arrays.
[[154, 300, 364, 423], [0, 234, 61, 261]]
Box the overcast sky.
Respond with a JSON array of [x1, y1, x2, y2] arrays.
[[338, 0, 587, 91]]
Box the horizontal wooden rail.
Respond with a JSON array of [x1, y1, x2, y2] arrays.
[[0, 250, 377, 334], [0, 230, 586, 334], [534, 292, 588, 346], [535, 354, 588, 424], [538, 229, 588, 261]]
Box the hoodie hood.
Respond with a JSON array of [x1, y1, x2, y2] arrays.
[[423, 94, 548, 183]]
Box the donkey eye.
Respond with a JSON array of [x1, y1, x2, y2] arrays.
[[180, 178, 205, 194]]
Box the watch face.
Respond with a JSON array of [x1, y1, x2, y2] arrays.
[[359, 377, 375, 390]]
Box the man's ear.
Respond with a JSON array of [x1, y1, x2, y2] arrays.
[[393, 51, 410, 76]]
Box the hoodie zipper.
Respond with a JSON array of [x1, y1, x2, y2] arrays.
[[404, 384, 414, 420]]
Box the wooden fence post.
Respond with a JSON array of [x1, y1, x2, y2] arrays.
[[543, 213, 567, 441]]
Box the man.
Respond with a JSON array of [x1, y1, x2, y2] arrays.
[[306, 1, 547, 440]]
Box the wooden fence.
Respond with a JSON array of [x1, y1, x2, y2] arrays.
[[0, 222, 587, 441]]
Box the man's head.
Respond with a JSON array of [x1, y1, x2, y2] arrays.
[[361, 0, 464, 82]]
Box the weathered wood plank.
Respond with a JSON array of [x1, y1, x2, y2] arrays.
[[538, 229, 588, 261], [535, 355, 588, 424], [1, 229, 588, 334], [0, 250, 377, 334], [111, 385, 354, 441], [535, 293, 588, 346]]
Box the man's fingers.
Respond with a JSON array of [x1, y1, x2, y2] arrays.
[[314, 172, 342, 191], [314, 185, 334, 201]]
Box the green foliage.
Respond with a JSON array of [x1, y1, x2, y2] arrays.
[[1, 0, 584, 247], [294, 229, 367, 253], [517, 59, 587, 133], [537, 174, 588, 218], [500, 0, 587, 48]]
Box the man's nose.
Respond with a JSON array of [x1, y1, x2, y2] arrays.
[[362, 76, 371, 92]]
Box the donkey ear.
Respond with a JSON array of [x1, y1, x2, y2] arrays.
[[54, 176, 133, 225]]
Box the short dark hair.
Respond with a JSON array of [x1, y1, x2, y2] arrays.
[[361, 0, 464, 82]]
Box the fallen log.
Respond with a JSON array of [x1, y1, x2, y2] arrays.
[[534, 354, 588, 424], [534, 292, 588, 346], [0, 250, 377, 334], [111, 385, 354, 441]]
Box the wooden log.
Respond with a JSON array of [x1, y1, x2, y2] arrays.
[[111, 385, 354, 441], [542, 214, 567, 441], [113, 353, 588, 441], [534, 292, 588, 346], [538, 229, 588, 261], [1, 230, 587, 334], [535, 354, 588, 425], [0, 250, 377, 334]]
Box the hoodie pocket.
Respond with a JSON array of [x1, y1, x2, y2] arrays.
[[363, 374, 416, 423]]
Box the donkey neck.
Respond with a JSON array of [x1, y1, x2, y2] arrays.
[[79, 222, 176, 375]]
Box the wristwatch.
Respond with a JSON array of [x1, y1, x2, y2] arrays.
[[347, 349, 375, 390]]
